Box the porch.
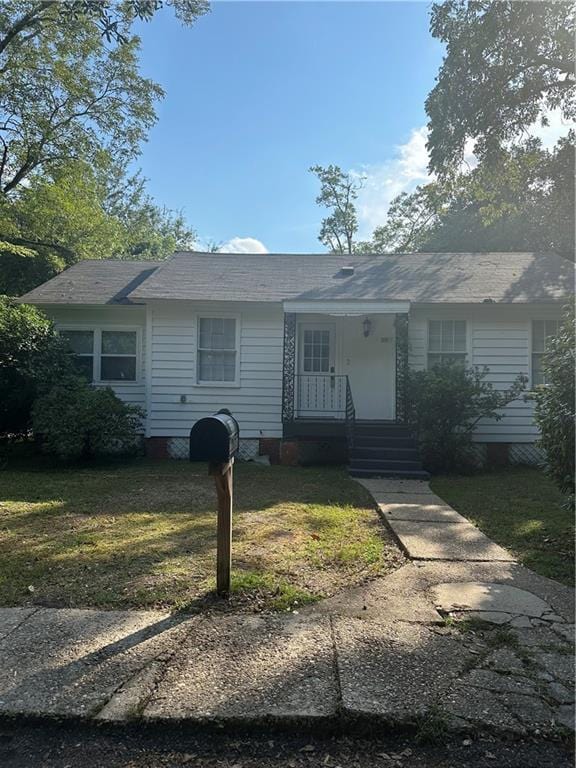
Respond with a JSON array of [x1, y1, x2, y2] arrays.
[[280, 304, 427, 478], [281, 305, 410, 430]]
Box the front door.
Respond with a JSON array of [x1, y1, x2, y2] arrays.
[[296, 323, 343, 418]]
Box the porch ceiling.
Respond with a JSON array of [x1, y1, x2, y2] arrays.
[[282, 300, 410, 315]]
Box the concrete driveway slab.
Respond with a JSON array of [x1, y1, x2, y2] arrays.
[[143, 614, 337, 723], [387, 520, 516, 562]]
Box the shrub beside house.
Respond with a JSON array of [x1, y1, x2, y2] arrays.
[[0, 296, 142, 460]]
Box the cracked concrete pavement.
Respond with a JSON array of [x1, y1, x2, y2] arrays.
[[0, 478, 573, 735]]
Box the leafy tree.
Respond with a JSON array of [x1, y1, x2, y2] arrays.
[[104, 169, 197, 259], [0, 6, 161, 196], [407, 361, 527, 473], [426, 1, 575, 175], [0, 4, 201, 294], [0, 242, 65, 297], [310, 165, 363, 254], [364, 185, 447, 253], [0, 161, 197, 295], [363, 137, 575, 259], [0, 297, 72, 436], [534, 304, 575, 498], [0, 1, 208, 56], [7, 163, 125, 261]]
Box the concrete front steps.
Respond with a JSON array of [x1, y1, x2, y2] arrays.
[[348, 421, 429, 479]]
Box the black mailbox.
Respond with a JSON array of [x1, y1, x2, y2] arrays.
[[189, 409, 240, 463]]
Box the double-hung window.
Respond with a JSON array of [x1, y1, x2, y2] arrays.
[[531, 319, 559, 387], [427, 320, 467, 368], [61, 329, 138, 383], [197, 317, 238, 384]]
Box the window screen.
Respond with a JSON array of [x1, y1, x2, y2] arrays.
[[61, 330, 94, 380], [198, 318, 237, 382], [100, 331, 137, 381], [427, 320, 466, 368]]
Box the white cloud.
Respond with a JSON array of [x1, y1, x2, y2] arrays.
[[354, 109, 571, 238], [527, 107, 573, 150], [218, 237, 269, 254], [354, 126, 432, 237]]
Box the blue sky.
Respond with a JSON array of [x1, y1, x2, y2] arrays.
[[135, 2, 445, 252]]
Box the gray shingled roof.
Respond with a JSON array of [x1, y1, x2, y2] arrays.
[[19, 259, 162, 305], [129, 251, 572, 304], [19, 252, 573, 306]]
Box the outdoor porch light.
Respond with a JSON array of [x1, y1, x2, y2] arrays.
[[362, 317, 372, 338]]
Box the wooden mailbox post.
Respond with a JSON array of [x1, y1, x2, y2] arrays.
[[209, 459, 233, 596], [190, 409, 239, 597]]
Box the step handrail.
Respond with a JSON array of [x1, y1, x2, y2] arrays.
[[345, 376, 355, 450]]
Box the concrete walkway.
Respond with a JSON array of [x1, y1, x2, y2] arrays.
[[0, 478, 573, 735], [358, 478, 514, 562]]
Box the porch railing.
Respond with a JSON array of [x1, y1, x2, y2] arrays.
[[345, 376, 356, 449], [295, 374, 347, 419], [292, 373, 356, 449]]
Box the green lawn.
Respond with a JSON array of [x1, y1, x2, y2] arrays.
[[431, 467, 574, 586], [0, 460, 404, 612]]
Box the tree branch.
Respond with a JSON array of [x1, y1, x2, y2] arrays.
[[0, 2, 52, 57], [0, 234, 76, 261]]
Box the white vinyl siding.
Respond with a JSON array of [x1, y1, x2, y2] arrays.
[[149, 302, 283, 439], [43, 300, 564, 447]]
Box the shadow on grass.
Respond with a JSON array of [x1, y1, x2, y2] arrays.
[[0, 459, 395, 612]]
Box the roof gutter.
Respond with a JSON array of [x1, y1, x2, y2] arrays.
[[282, 299, 411, 315]]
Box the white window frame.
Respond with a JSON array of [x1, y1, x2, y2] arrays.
[[530, 318, 560, 389], [58, 325, 142, 385], [195, 314, 241, 387], [426, 319, 468, 369]]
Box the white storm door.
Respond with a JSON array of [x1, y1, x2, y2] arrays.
[[297, 323, 342, 418]]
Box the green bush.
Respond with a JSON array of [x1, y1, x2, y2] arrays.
[[0, 297, 71, 436], [534, 305, 575, 499], [407, 362, 526, 474], [32, 378, 144, 461]]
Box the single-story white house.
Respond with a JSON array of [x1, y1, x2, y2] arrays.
[[20, 251, 572, 476]]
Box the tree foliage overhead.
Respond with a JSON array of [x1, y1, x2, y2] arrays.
[[0, 2, 201, 295], [426, 0, 575, 175], [310, 165, 363, 254], [0, 3, 163, 196], [0, 1, 208, 56], [361, 137, 574, 259]]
